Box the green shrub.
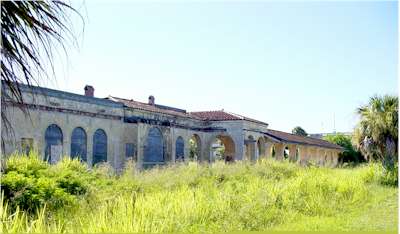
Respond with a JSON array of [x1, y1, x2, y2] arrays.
[[379, 164, 398, 186], [1, 154, 91, 212]]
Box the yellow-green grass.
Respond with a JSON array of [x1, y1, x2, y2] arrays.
[[1, 153, 398, 233]]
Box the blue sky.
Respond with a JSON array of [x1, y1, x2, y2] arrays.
[[48, 0, 398, 134]]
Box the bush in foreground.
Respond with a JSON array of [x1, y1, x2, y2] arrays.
[[1, 153, 92, 212]]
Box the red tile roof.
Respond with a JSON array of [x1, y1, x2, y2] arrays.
[[190, 110, 268, 126], [107, 96, 202, 119], [107, 96, 341, 150], [108, 97, 269, 125], [266, 129, 343, 150]]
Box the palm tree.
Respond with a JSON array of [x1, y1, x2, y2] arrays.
[[1, 1, 83, 140], [353, 95, 398, 169]]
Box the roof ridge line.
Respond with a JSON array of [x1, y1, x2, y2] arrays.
[[224, 110, 245, 120]]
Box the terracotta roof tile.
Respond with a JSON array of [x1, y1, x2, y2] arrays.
[[107, 96, 341, 150], [107, 96, 202, 119], [266, 129, 343, 150], [190, 110, 268, 125]]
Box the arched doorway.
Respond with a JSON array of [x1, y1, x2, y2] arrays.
[[175, 136, 185, 161], [70, 127, 87, 162], [189, 134, 201, 161], [144, 127, 164, 168], [44, 124, 63, 163], [271, 145, 276, 158], [284, 146, 290, 160], [93, 129, 107, 165], [210, 135, 235, 163]]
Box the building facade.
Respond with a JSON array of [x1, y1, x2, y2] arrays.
[[1, 84, 343, 170]]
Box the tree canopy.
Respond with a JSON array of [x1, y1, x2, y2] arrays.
[[292, 126, 308, 136], [323, 133, 364, 164], [1, 1, 83, 138], [352, 95, 398, 169]]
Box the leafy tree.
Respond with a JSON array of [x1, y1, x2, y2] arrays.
[[323, 133, 364, 164], [352, 95, 398, 169], [1, 1, 83, 140], [292, 126, 308, 136]]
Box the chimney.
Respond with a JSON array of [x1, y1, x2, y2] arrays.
[[148, 95, 155, 105], [84, 85, 94, 97]]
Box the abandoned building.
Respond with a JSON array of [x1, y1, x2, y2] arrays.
[[1, 83, 343, 170]]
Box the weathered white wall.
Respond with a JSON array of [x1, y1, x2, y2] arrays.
[[2, 86, 342, 170]]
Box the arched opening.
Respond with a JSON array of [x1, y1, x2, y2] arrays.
[[93, 129, 107, 166], [329, 153, 334, 165], [324, 152, 329, 163], [284, 146, 290, 160], [175, 136, 185, 162], [210, 135, 235, 163], [70, 127, 87, 162], [318, 149, 325, 165], [257, 137, 265, 159], [245, 135, 256, 161], [45, 124, 63, 163], [144, 127, 164, 168], [189, 134, 201, 161], [271, 145, 276, 158]]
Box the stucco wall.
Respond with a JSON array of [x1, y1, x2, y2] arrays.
[[1, 85, 341, 170]]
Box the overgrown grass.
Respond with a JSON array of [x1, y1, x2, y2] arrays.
[[0, 153, 398, 233]]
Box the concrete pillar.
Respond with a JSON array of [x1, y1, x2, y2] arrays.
[[322, 149, 328, 166], [136, 123, 146, 169], [184, 140, 190, 163], [332, 150, 339, 167], [165, 129, 172, 164], [86, 128, 94, 167], [200, 138, 210, 163], [315, 148, 322, 165], [320, 149, 326, 166], [275, 143, 285, 161], [307, 146, 314, 163], [171, 140, 176, 163], [113, 136, 121, 172], [63, 128, 71, 159], [309, 147, 319, 165], [317, 149, 322, 166], [325, 150, 332, 167], [234, 135, 244, 161], [244, 138, 257, 161], [255, 142, 260, 161], [256, 139, 265, 160], [265, 141, 273, 159], [289, 145, 297, 162], [249, 140, 257, 161], [299, 146, 309, 165]]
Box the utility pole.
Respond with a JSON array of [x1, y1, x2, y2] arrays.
[[333, 113, 336, 133]]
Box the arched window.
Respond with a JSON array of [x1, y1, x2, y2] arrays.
[[175, 136, 184, 161], [70, 127, 87, 162], [189, 134, 201, 161], [144, 127, 164, 168], [45, 124, 63, 163], [93, 129, 107, 165]]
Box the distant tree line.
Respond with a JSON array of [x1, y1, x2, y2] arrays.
[[291, 94, 398, 170]]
